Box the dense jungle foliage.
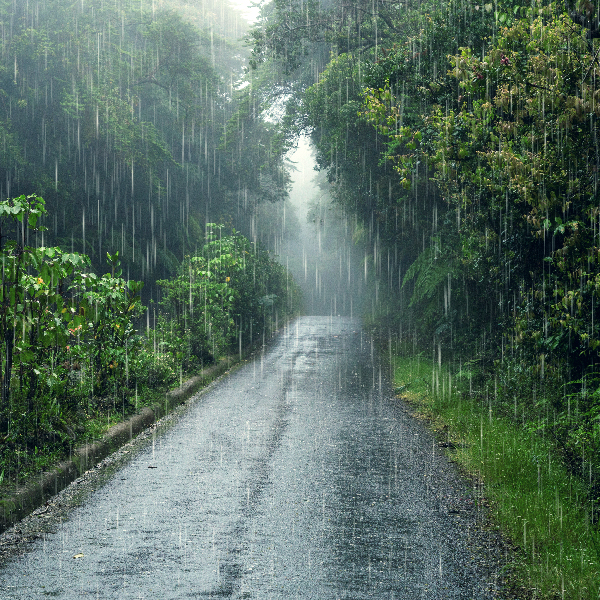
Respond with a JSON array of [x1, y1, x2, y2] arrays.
[[0, 195, 299, 487], [0, 0, 302, 487], [250, 0, 600, 534], [0, 0, 293, 290]]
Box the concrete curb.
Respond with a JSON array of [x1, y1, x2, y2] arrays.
[[0, 359, 231, 533]]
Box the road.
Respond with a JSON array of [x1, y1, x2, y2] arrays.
[[0, 317, 505, 599]]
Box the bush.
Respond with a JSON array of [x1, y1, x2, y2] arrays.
[[157, 224, 301, 366]]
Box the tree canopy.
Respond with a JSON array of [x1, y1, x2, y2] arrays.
[[0, 0, 294, 296]]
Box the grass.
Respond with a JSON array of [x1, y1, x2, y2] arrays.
[[392, 353, 600, 600], [0, 382, 172, 498]]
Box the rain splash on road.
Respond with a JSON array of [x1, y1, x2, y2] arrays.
[[0, 317, 505, 598]]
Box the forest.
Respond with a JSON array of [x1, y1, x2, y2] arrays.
[[1, 0, 600, 593], [0, 0, 300, 496]]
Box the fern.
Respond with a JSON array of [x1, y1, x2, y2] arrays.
[[403, 240, 455, 307]]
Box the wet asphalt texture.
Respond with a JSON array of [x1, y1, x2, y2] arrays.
[[0, 317, 510, 599]]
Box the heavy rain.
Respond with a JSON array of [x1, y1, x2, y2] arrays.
[[0, 0, 598, 597]]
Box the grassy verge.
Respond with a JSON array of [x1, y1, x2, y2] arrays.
[[392, 354, 600, 599]]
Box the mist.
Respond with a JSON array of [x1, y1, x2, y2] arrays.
[[280, 135, 367, 317]]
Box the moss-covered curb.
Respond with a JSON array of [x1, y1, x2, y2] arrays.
[[0, 359, 231, 533]]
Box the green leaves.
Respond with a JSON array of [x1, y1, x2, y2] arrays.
[[158, 225, 299, 366], [0, 196, 144, 430], [158, 226, 251, 363], [403, 243, 456, 307], [0, 194, 47, 229]]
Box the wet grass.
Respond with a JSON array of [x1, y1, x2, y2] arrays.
[[392, 354, 600, 600]]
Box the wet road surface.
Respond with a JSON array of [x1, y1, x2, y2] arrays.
[[0, 317, 503, 598]]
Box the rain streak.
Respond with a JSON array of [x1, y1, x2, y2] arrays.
[[0, 0, 599, 598]]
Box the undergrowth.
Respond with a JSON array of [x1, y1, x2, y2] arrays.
[[392, 353, 600, 599], [0, 341, 187, 497]]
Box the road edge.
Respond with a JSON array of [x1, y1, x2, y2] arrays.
[[0, 313, 301, 535], [0, 357, 233, 533]]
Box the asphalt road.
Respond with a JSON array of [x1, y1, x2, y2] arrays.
[[0, 316, 506, 599]]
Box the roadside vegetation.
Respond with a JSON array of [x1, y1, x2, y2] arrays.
[[0, 195, 300, 495], [251, 0, 600, 596], [0, 0, 294, 292], [0, 0, 303, 496], [391, 349, 600, 598]]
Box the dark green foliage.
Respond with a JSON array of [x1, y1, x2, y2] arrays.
[[0, 196, 144, 481], [157, 224, 301, 368], [0, 0, 290, 296]]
